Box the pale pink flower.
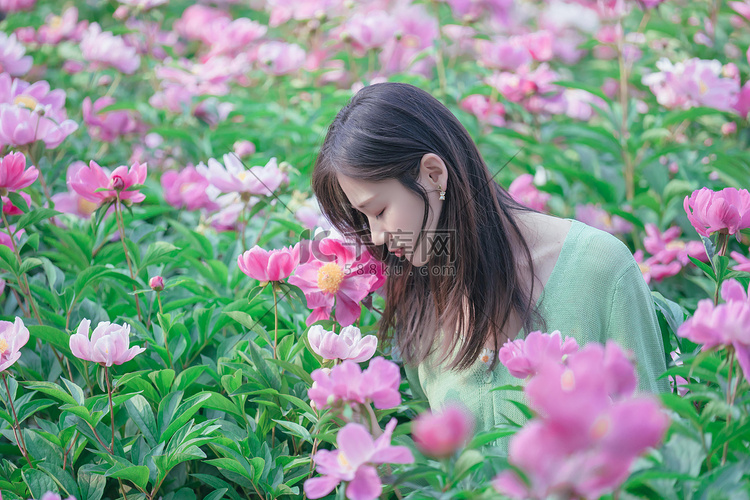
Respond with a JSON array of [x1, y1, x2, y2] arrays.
[[197, 154, 283, 197], [722, 122, 738, 135], [116, 0, 167, 9], [459, 94, 505, 127], [684, 187, 750, 239], [575, 204, 633, 234], [304, 418, 414, 500], [233, 140, 255, 158], [343, 11, 398, 53], [564, 88, 608, 121], [730, 250, 750, 272], [37, 7, 88, 45], [82, 96, 140, 142], [635, 249, 682, 285], [206, 18, 267, 58], [0, 152, 37, 193], [412, 404, 474, 459], [508, 174, 550, 212], [295, 196, 331, 231], [161, 166, 218, 211], [0, 32, 32, 76], [308, 357, 401, 411], [288, 237, 383, 327], [80, 23, 141, 74], [499, 330, 579, 379], [51, 161, 100, 219], [266, 0, 345, 27], [734, 81, 750, 119], [0, 0, 36, 12], [173, 5, 231, 44], [377, 4, 439, 77], [515, 30, 554, 62], [0, 317, 29, 372], [237, 244, 299, 283], [307, 324, 377, 363], [70, 318, 146, 367], [485, 63, 563, 107], [256, 41, 306, 76], [70, 160, 147, 206]]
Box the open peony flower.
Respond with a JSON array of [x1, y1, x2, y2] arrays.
[[70, 160, 147, 206], [684, 187, 750, 239], [304, 418, 414, 500], [308, 357, 401, 411], [508, 174, 550, 212], [69, 318, 145, 367], [499, 330, 579, 379], [80, 23, 141, 74], [307, 324, 377, 363], [197, 154, 284, 198], [237, 244, 300, 283], [82, 96, 140, 142], [412, 404, 474, 459], [0, 32, 32, 76], [0, 151, 38, 194], [0, 317, 30, 372], [161, 166, 218, 211]]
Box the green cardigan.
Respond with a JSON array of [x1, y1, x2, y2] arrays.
[[404, 219, 669, 449]]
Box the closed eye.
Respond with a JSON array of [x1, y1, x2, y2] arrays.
[[375, 208, 385, 219]]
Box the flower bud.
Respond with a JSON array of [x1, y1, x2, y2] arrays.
[[111, 175, 125, 191], [149, 276, 164, 291]]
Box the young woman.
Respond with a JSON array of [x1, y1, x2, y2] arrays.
[[311, 82, 668, 436]]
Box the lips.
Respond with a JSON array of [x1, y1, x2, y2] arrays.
[[391, 247, 405, 257]]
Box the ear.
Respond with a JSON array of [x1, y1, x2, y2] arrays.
[[419, 153, 448, 189]]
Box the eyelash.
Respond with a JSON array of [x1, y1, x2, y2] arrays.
[[375, 209, 385, 219]]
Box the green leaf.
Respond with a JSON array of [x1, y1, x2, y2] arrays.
[[452, 449, 484, 483], [159, 392, 212, 443], [125, 394, 159, 447], [105, 460, 150, 490], [0, 244, 19, 274], [22, 469, 57, 500], [15, 208, 60, 231], [37, 464, 81, 499], [273, 420, 312, 444], [139, 241, 180, 271], [61, 377, 85, 406], [24, 381, 78, 406], [77, 464, 106, 500], [689, 256, 715, 281], [467, 425, 517, 449], [7, 191, 29, 212]]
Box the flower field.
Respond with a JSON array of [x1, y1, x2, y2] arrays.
[[0, 0, 750, 499]]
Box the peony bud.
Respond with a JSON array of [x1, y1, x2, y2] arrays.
[[149, 276, 164, 291]]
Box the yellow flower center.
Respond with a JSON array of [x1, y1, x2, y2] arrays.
[[13, 95, 39, 111], [638, 262, 651, 275], [238, 171, 248, 181], [0, 338, 8, 354], [699, 80, 708, 95], [590, 415, 611, 440], [50, 15, 63, 30], [78, 197, 98, 216], [337, 451, 351, 470], [560, 369, 576, 392], [317, 262, 345, 294], [666, 241, 685, 251]]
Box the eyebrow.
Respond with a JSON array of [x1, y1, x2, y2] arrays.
[[353, 196, 377, 210]]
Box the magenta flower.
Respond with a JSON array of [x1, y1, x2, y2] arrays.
[[37, 7, 87, 45], [459, 94, 506, 127], [256, 41, 306, 76], [343, 11, 398, 53], [305, 418, 414, 500], [161, 166, 218, 211], [494, 341, 669, 499], [378, 4, 439, 77], [308, 357, 401, 411], [149, 276, 164, 291], [197, 154, 284, 197], [0, 152, 38, 193], [80, 23, 141, 74], [82, 96, 140, 142], [205, 17, 267, 58], [233, 140, 255, 159], [508, 174, 550, 212], [684, 187, 750, 238], [412, 404, 474, 459], [237, 244, 299, 283], [288, 237, 383, 327], [173, 4, 231, 44], [0, 317, 29, 372], [0, 0, 36, 12], [678, 280, 750, 378], [307, 325, 377, 363], [70, 160, 147, 206], [38, 491, 76, 500], [69, 318, 145, 367], [575, 203, 633, 235], [477, 38, 532, 72], [0, 32, 32, 76], [499, 330, 578, 379], [730, 251, 750, 272], [2, 191, 31, 215], [51, 161, 100, 219]]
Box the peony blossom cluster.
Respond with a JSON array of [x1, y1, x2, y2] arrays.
[[70, 160, 147, 206], [307, 324, 377, 363], [635, 223, 708, 284], [498, 330, 578, 378], [677, 280, 750, 379], [304, 418, 414, 500], [494, 332, 669, 499], [308, 357, 401, 411], [684, 187, 750, 239], [508, 174, 550, 212]]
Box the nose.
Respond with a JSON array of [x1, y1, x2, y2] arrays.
[[369, 220, 387, 247]]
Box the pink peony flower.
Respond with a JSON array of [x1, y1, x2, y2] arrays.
[[197, 154, 284, 197], [237, 244, 299, 283], [0, 32, 32, 76], [288, 237, 384, 327], [80, 23, 141, 74], [635, 249, 682, 285], [0, 152, 38, 193], [0, 0, 36, 12], [343, 11, 398, 53], [51, 161, 100, 219], [70, 160, 147, 206], [256, 41, 306, 76], [2, 191, 31, 215], [82, 96, 140, 142], [39, 491, 76, 500], [37, 7, 88, 45], [477, 38, 532, 72], [377, 4, 439, 77], [161, 166, 218, 211], [508, 174, 550, 212], [412, 404, 474, 459], [233, 140, 255, 158], [684, 187, 750, 239], [499, 330, 579, 379], [307, 324, 377, 363], [678, 280, 750, 378], [459, 94, 506, 127], [730, 250, 750, 272], [173, 4, 231, 44], [575, 203, 633, 234], [205, 17, 267, 58], [304, 418, 414, 500], [69, 318, 146, 367], [494, 341, 669, 499], [308, 357, 401, 411], [0, 317, 29, 372]]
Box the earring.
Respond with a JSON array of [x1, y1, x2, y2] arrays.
[[438, 184, 446, 201]]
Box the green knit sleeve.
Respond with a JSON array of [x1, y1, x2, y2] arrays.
[[404, 363, 428, 401], [604, 260, 670, 394]]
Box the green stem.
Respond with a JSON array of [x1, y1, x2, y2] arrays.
[[105, 365, 115, 453], [722, 347, 735, 465], [114, 198, 143, 322], [1, 372, 33, 468], [156, 292, 172, 369], [272, 283, 279, 360]]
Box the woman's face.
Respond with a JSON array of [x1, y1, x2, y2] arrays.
[[336, 154, 447, 267]]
